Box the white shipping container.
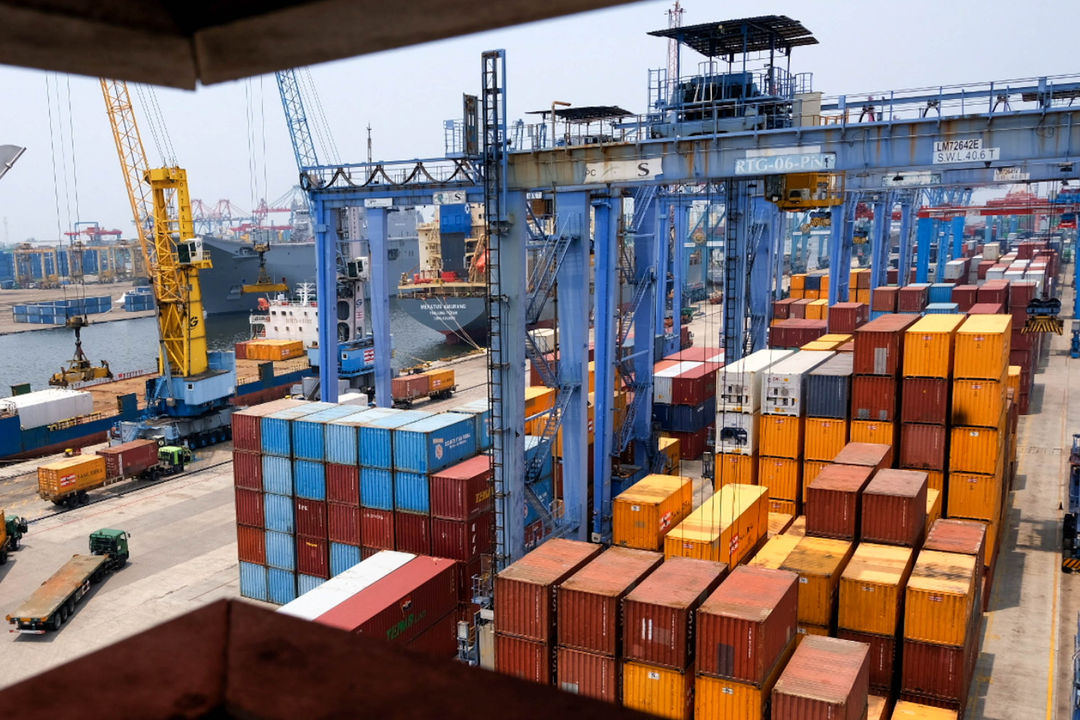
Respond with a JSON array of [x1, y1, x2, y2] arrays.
[[529, 328, 556, 355], [3, 388, 94, 429], [943, 259, 967, 280], [715, 410, 759, 455], [986, 266, 1006, 281], [653, 361, 702, 405], [277, 551, 416, 620], [716, 349, 794, 412], [983, 245, 1001, 261], [760, 350, 836, 416], [337, 392, 370, 407]]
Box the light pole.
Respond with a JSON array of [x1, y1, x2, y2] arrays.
[[550, 102, 569, 147]]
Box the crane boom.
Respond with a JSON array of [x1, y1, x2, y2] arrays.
[[275, 69, 320, 171]]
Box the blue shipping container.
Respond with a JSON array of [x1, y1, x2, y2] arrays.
[[360, 467, 394, 510], [324, 407, 390, 465], [297, 574, 326, 596], [392, 412, 477, 474], [928, 283, 954, 304], [394, 471, 431, 514], [264, 492, 295, 533], [525, 435, 554, 479], [265, 530, 296, 571], [357, 409, 432, 469], [925, 303, 960, 315], [330, 542, 362, 576], [268, 567, 297, 605], [262, 455, 293, 496], [292, 405, 366, 461], [238, 561, 268, 602], [261, 402, 335, 457], [453, 399, 492, 451], [294, 460, 326, 500], [524, 472, 555, 528]]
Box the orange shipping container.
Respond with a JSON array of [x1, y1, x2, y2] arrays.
[[946, 470, 1003, 523], [951, 377, 1006, 428], [424, 368, 455, 392], [950, 424, 1005, 475], [802, 460, 829, 495], [891, 700, 959, 719], [838, 543, 915, 635], [855, 288, 871, 304], [925, 470, 945, 494], [791, 275, 806, 291], [803, 288, 820, 300], [780, 536, 855, 626], [37, 455, 107, 502], [693, 641, 794, 720], [925, 488, 942, 535], [769, 512, 795, 537], [758, 456, 801, 503], [769, 499, 797, 516], [658, 436, 681, 474], [622, 661, 694, 720], [954, 314, 1011, 380], [850, 419, 896, 447], [1005, 365, 1021, 399], [904, 550, 977, 647], [749, 534, 801, 570], [804, 418, 848, 462], [716, 452, 757, 487], [524, 386, 556, 417], [664, 484, 768, 567], [903, 314, 965, 378], [613, 474, 694, 551], [759, 415, 803, 459]]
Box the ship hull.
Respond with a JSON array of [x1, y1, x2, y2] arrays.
[[399, 294, 490, 344]]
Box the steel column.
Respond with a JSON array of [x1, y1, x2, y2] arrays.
[[591, 195, 617, 541], [951, 215, 966, 265], [632, 198, 659, 469], [897, 201, 914, 287], [773, 212, 787, 300], [869, 195, 891, 291], [828, 200, 851, 305], [367, 207, 393, 407], [915, 217, 933, 283], [655, 197, 672, 343], [749, 197, 777, 351], [671, 198, 689, 354], [723, 180, 748, 360], [312, 194, 340, 401]]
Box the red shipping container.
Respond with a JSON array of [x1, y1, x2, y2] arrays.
[[668, 426, 709, 460], [328, 502, 363, 546], [234, 340, 249, 360], [622, 557, 727, 669], [950, 285, 979, 312], [456, 556, 482, 602], [851, 374, 898, 421], [297, 535, 330, 579], [871, 286, 898, 313], [233, 450, 263, 491], [805, 464, 873, 541], [236, 525, 266, 565], [834, 442, 892, 471], [231, 398, 307, 452], [391, 374, 430, 400], [316, 556, 459, 644], [235, 487, 264, 528], [886, 268, 898, 284], [696, 565, 799, 683], [495, 633, 551, 684], [828, 302, 869, 333], [901, 634, 978, 708], [360, 508, 395, 550], [671, 363, 720, 406], [853, 314, 920, 375], [431, 513, 493, 562], [556, 647, 618, 702], [771, 636, 870, 720], [494, 539, 603, 642], [98, 438, 159, 480], [901, 377, 949, 425], [326, 463, 360, 506], [773, 298, 796, 320], [396, 511, 432, 554], [1010, 280, 1036, 306], [897, 285, 929, 312], [976, 260, 994, 280], [295, 498, 328, 538], [790, 299, 812, 319], [557, 546, 664, 656], [899, 423, 947, 470], [1009, 307, 1028, 329], [404, 607, 459, 660], [977, 282, 1008, 306], [1010, 347, 1033, 371], [924, 518, 987, 571], [967, 302, 1003, 314], [430, 455, 493, 520], [860, 469, 928, 547], [836, 629, 895, 693]]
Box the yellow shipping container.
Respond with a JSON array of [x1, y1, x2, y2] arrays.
[[553, 398, 594, 457], [804, 418, 848, 461], [803, 289, 820, 300], [780, 536, 855, 626], [838, 543, 915, 635], [868, 695, 893, 720], [715, 452, 757, 488], [855, 288, 871, 304], [423, 368, 455, 391], [785, 515, 807, 538], [925, 488, 942, 535], [658, 436, 681, 474], [693, 639, 794, 720], [806, 299, 829, 320], [789, 288, 804, 300], [758, 456, 801, 502], [613, 474, 694, 551], [795, 623, 830, 645], [819, 275, 831, 292], [759, 414, 803, 459], [800, 340, 837, 352], [37, 455, 107, 502], [903, 314, 965, 378], [802, 460, 829, 495], [768, 512, 795, 537], [1006, 365, 1021, 399], [946, 470, 1003, 523], [950, 423, 1005, 475], [246, 338, 305, 361], [850, 419, 895, 447], [891, 699, 958, 719], [983, 517, 1000, 565], [749, 533, 801, 570], [769, 499, 797, 516], [954, 314, 1012, 380], [905, 550, 977, 647], [791, 274, 806, 291], [926, 469, 945, 494], [664, 484, 768, 567], [951, 376, 1006, 428], [623, 661, 693, 720], [525, 386, 555, 416]]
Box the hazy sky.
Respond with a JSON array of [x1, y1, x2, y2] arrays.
[[0, 0, 1074, 245]]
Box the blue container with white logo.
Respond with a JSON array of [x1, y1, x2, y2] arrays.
[[357, 409, 432, 469], [268, 567, 297, 605], [449, 399, 491, 451], [928, 283, 954, 304], [297, 573, 325, 596], [525, 435, 554, 479], [394, 471, 431, 514], [264, 492, 295, 533], [330, 542, 362, 576], [294, 460, 326, 500], [392, 412, 477, 475], [262, 455, 293, 496], [265, 530, 296, 571], [239, 561, 268, 602], [292, 405, 367, 462], [261, 402, 334, 457], [325, 407, 391, 465], [360, 467, 394, 510]]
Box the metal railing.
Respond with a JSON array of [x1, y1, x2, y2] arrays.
[[301, 156, 483, 192]]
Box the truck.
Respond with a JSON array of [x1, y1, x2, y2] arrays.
[[1063, 434, 1080, 572], [39, 443, 193, 506], [392, 368, 456, 407], [6, 529, 129, 633], [0, 511, 28, 564]]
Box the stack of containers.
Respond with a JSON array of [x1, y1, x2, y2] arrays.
[[555, 547, 663, 703], [1006, 280, 1036, 414], [925, 518, 988, 610], [804, 463, 873, 540], [849, 269, 872, 304], [664, 484, 769, 567], [622, 558, 727, 720], [493, 539, 603, 684], [899, 314, 965, 497], [612, 473, 694, 551], [758, 351, 835, 514], [430, 454, 494, 609], [714, 349, 794, 487], [523, 435, 557, 548], [694, 566, 799, 720], [771, 635, 870, 720], [852, 314, 920, 454], [779, 534, 855, 637], [652, 357, 721, 460], [802, 354, 854, 498]]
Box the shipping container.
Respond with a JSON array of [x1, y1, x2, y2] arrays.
[[623, 661, 693, 720], [264, 492, 295, 533], [802, 460, 829, 495], [430, 454, 493, 520], [891, 699, 960, 719], [760, 351, 835, 416], [326, 463, 360, 506], [903, 314, 965, 378], [239, 561, 268, 602], [780, 536, 855, 626], [829, 302, 869, 333], [946, 470, 1003, 523], [37, 455, 106, 501], [97, 438, 159, 480], [295, 498, 327, 538], [623, 557, 727, 669], [669, 362, 721, 406], [495, 633, 551, 684], [297, 535, 330, 579], [235, 487, 265, 528], [431, 513, 493, 562], [900, 636, 977, 709], [836, 628, 896, 694], [715, 452, 757, 487], [262, 455, 292, 496], [851, 374, 898, 421], [360, 508, 395, 550], [901, 377, 950, 425], [805, 354, 854, 419], [356, 409, 432, 469], [769, 499, 797, 516], [391, 374, 430, 401], [769, 512, 795, 536], [926, 489, 943, 535], [694, 643, 793, 720], [923, 519, 986, 570], [951, 377, 1006, 427], [265, 530, 296, 571], [231, 398, 307, 452], [494, 539, 603, 642], [293, 459, 326, 500], [758, 457, 801, 503], [861, 468, 928, 546], [393, 471, 433, 514], [950, 424, 1005, 474], [899, 423, 948, 470], [261, 402, 335, 457], [696, 565, 799, 683], [954, 314, 1011, 380], [748, 534, 800, 570], [872, 286, 898, 313], [278, 550, 415, 619], [715, 411, 759, 455], [834, 442, 892, 472], [854, 314, 920, 375], [395, 510, 431, 554], [236, 525, 266, 565], [292, 405, 368, 461], [324, 408, 386, 465], [771, 635, 870, 720], [905, 550, 977, 647], [359, 467, 394, 511], [327, 502, 362, 546], [805, 463, 873, 540], [759, 414, 803, 459], [613, 474, 694, 551], [665, 484, 769, 566], [233, 449, 263, 491], [838, 543, 914, 635], [393, 412, 477, 475], [850, 420, 896, 448], [556, 647, 618, 702], [267, 567, 297, 605], [453, 398, 493, 451], [717, 349, 795, 411]]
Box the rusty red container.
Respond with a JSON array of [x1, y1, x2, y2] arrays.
[[231, 398, 306, 451], [976, 260, 994, 280], [495, 633, 552, 684], [431, 512, 493, 562], [671, 362, 720, 406], [395, 511, 432, 554], [773, 298, 796, 320], [872, 286, 898, 312], [967, 302, 1003, 314], [622, 557, 727, 669], [668, 426, 709, 460], [557, 546, 664, 656], [924, 518, 987, 570], [828, 302, 869, 333], [295, 498, 327, 538], [899, 423, 947, 470], [297, 535, 330, 578], [494, 538, 603, 642], [950, 285, 979, 312], [404, 607, 459, 660], [901, 635, 977, 704], [1012, 330, 1035, 351], [977, 281, 1008, 306], [236, 525, 266, 564], [556, 647, 619, 702], [391, 374, 430, 400], [696, 565, 799, 683], [901, 377, 949, 425], [1009, 280, 1036, 308], [233, 450, 263, 491], [326, 463, 360, 506], [327, 502, 362, 546], [853, 314, 920, 375], [235, 487, 264, 528], [98, 438, 159, 480], [851, 375, 898, 421], [861, 469, 928, 547], [430, 455, 493, 520], [360, 507, 395, 550], [790, 299, 812, 319], [834, 442, 892, 471], [836, 629, 895, 693], [805, 464, 873, 540], [771, 635, 870, 720], [897, 285, 929, 312]]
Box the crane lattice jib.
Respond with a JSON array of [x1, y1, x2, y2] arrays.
[[147, 167, 210, 378], [276, 69, 320, 170], [99, 79, 155, 276]]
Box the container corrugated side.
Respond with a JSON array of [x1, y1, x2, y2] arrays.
[[324, 408, 387, 465], [235, 487, 264, 528], [395, 510, 432, 554], [267, 567, 297, 605], [294, 498, 327, 538], [612, 474, 694, 551], [758, 456, 801, 503], [804, 354, 853, 419], [901, 377, 949, 425], [861, 469, 928, 547], [356, 409, 432, 469], [556, 647, 618, 702], [277, 550, 415, 620], [236, 525, 266, 564], [327, 502, 362, 545], [360, 508, 395, 550], [430, 454, 493, 520], [803, 419, 848, 462], [297, 574, 325, 595], [951, 377, 1007, 428], [622, 661, 693, 720], [36, 455, 106, 499], [758, 414, 803, 460], [260, 401, 335, 457], [902, 314, 965, 378], [495, 633, 551, 684], [392, 412, 478, 475], [664, 485, 768, 566], [263, 492, 295, 533], [233, 450, 262, 491], [804, 464, 873, 541], [949, 423, 1005, 474], [837, 543, 914, 635], [262, 455, 292, 496], [694, 640, 794, 720], [946, 470, 1003, 522], [329, 542, 362, 576], [779, 537, 855, 626], [326, 463, 360, 506], [835, 629, 897, 694], [360, 467, 394, 510], [771, 635, 870, 720], [954, 314, 1011, 380], [853, 314, 920, 375], [904, 550, 976, 647], [265, 530, 296, 571], [293, 459, 326, 500], [394, 471, 432, 514], [292, 405, 366, 461], [296, 535, 330, 579], [239, 561, 268, 602]]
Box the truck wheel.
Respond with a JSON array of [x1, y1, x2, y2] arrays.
[[0, 550, 7, 564]]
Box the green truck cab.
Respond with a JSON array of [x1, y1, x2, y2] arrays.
[[0, 512, 28, 564], [89, 528, 130, 564], [158, 445, 192, 472]]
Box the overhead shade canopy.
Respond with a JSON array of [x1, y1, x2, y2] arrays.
[[648, 15, 817, 58], [0, 0, 640, 89]]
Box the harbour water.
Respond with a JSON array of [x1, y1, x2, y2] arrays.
[[0, 298, 475, 395]]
